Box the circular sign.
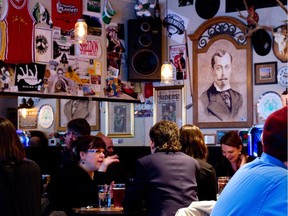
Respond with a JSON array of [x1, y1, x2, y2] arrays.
[[257, 91, 283, 121], [277, 66, 288, 87], [38, 104, 54, 129]]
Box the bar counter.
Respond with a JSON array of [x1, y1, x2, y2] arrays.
[[73, 207, 147, 216]]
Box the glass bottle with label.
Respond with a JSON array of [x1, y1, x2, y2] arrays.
[[154, 0, 161, 19]]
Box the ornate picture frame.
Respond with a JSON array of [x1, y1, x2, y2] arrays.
[[106, 102, 134, 138], [56, 99, 100, 131], [189, 16, 253, 128], [153, 85, 186, 128]]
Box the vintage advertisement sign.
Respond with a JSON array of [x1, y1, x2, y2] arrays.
[[19, 108, 38, 129], [76, 37, 102, 59]]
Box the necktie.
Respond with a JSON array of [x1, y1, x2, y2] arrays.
[[221, 91, 231, 109], [72, 101, 79, 115]]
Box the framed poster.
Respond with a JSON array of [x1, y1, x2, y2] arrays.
[[56, 99, 100, 131], [254, 62, 277, 85], [35, 27, 52, 63], [169, 44, 187, 80], [189, 16, 253, 128], [106, 102, 134, 138], [153, 85, 186, 128]]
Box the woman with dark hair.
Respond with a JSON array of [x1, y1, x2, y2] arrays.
[[47, 136, 119, 215], [215, 131, 255, 177], [0, 117, 42, 216], [180, 124, 217, 201]]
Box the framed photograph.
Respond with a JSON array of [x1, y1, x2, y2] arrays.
[[153, 85, 186, 128], [106, 102, 134, 138], [254, 62, 277, 85], [204, 134, 216, 145], [56, 99, 100, 131], [189, 16, 253, 128], [216, 130, 231, 144]]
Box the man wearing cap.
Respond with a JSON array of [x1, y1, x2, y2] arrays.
[[200, 49, 243, 121], [211, 106, 287, 216]]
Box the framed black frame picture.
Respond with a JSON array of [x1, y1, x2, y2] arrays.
[[254, 62, 278, 85]]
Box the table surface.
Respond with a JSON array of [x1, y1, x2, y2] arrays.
[[73, 207, 147, 215]]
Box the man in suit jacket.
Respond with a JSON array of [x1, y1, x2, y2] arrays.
[[123, 120, 199, 216], [200, 50, 243, 121]]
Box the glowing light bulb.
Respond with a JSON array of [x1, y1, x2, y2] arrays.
[[75, 19, 87, 44], [161, 62, 173, 84]]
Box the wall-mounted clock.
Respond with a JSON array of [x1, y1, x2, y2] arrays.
[[277, 66, 288, 87]]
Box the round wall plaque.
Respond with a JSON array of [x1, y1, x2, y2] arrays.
[[257, 91, 283, 121], [38, 104, 54, 129]]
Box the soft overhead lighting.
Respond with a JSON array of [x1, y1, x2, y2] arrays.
[[161, 61, 173, 84], [74, 19, 87, 44]]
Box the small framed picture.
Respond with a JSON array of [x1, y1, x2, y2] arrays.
[[216, 130, 230, 144], [56, 99, 100, 131], [254, 62, 278, 85], [153, 85, 186, 128], [106, 102, 134, 138], [204, 134, 216, 145]]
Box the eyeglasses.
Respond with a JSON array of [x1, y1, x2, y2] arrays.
[[65, 131, 79, 137], [87, 149, 106, 154]]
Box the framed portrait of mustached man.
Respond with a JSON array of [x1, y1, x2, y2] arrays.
[[189, 16, 253, 128]]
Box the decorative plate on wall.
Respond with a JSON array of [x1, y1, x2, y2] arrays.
[[277, 66, 288, 87], [257, 91, 283, 121], [38, 104, 54, 129]]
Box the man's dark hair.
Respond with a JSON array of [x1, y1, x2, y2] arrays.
[[67, 118, 91, 136], [149, 120, 181, 152], [211, 50, 233, 68]]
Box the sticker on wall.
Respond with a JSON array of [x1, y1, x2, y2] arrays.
[[163, 9, 189, 43], [52, 0, 82, 34], [35, 27, 52, 64], [75, 36, 102, 59], [15, 63, 46, 91]]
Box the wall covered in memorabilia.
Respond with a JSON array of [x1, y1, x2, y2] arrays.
[[0, 0, 286, 147]]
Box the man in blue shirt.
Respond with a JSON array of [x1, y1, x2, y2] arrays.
[[211, 106, 287, 216]]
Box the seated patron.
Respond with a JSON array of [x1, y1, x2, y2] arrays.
[[211, 106, 287, 215], [123, 120, 199, 216], [0, 117, 42, 216], [47, 136, 119, 215], [96, 132, 131, 184], [180, 124, 217, 201], [61, 118, 91, 167], [214, 131, 255, 177]]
